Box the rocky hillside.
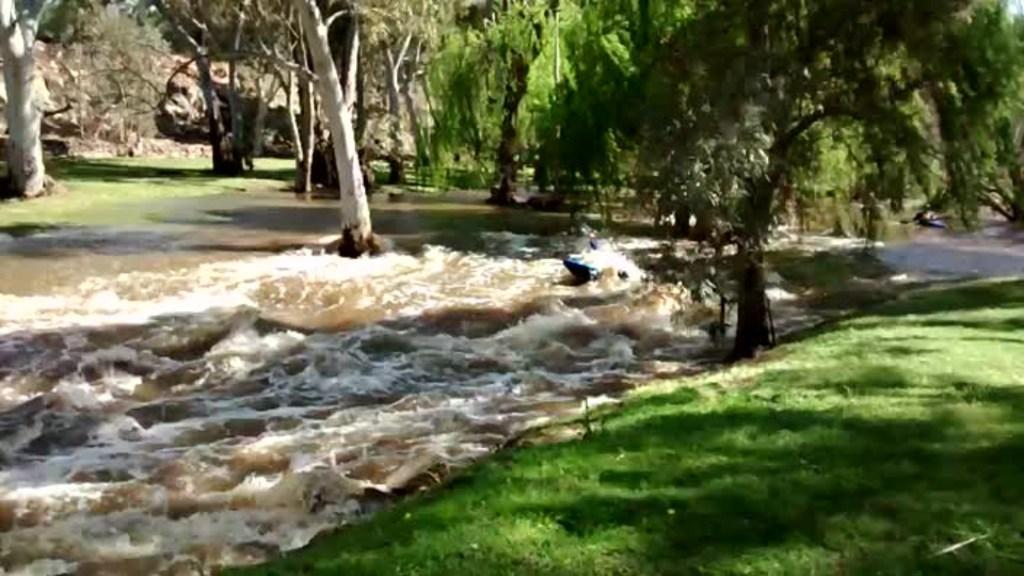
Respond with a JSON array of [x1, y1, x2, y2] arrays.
[[1, 42, 292, 159]]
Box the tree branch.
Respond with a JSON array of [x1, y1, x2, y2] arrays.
[[229, 47, 317, 82], [164, 56, 198, 96], [43, 102, 73, 119], [325, 8, 352, 31], [151, 0, 204, 53]]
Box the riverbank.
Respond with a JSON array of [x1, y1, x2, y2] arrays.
[[0, 158, 293, 233], [234, 279, 1024, 576]]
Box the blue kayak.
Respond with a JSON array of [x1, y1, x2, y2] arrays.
[[563, 257, 601, 283], [918, 219, 947, 229]]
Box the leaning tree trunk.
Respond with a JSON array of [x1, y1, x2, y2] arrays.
[[293, 36, 315, 195], [1, 1, 46, 198], [338, 8, 373, 195], [293, 0, 375, 257], [491, 54, 530, 206]]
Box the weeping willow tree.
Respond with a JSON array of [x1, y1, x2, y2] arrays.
[[427, 0, 557, 204], [522, 0, 1021, 360], [930, 4, 1024, 224]]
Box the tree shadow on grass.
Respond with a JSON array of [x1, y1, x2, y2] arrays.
[[508, 389, 1024, 573], [229, 280, 1024, 576], [256, 376, 1024, 575], [0, 223, 62, 238]]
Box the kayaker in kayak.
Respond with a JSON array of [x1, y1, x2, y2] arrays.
[[563, 231, 641, 283], [912, 210, 948, 229]]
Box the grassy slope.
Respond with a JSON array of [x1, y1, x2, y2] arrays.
[[0, 158, 292, 232], [234, 280, 1024, 576]]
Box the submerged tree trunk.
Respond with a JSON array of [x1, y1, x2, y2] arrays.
[[292, 0, 375, 257], [491, 54, 530, 206], [338, 8, 373, 195], [1, 0, 46, 198]]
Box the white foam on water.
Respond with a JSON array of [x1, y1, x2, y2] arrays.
[[0, 240, 716, 575]]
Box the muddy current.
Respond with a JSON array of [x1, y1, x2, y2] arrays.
[[0, 224, 725, 575]]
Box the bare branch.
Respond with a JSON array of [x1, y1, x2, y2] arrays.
[[232, 45, 317, 82], [164, 56, 198, 96], [43, 102, 73, 119], [325, 8, 352, 31]]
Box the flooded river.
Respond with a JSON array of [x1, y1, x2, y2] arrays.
[[4, 186, 1017, 575], [0, 192, 718, 575]]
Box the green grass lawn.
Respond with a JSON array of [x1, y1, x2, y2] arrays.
[[233, 280, 1024, 576], [0, 158, 293, 232]]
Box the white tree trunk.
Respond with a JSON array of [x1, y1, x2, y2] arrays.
[[292, 0, 373, 254], [1, 0, 46, 198], [283, 70, 303, 169], [385, 34, 411, 166]]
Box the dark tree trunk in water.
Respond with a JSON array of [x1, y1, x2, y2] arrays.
[[731, 248, 773, 360], [490, 55, 530, 206]]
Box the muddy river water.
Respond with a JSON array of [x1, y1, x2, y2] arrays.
[[0, 192, 728, 575], [1, 189, 1020, 575]]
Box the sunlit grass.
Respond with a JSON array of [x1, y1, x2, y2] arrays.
[[0, 157, 293, 231], [234, 280, 1024, 576]]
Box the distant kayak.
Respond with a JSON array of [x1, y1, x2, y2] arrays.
[[564, 257, 601, 283], [917, 218, 947, 229], [913, 211, 948, 229]]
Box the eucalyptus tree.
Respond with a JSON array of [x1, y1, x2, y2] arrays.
[[366, 0, 450, 182], [1, 0, 54, 198], [292, 0, 376, 256], [152, 0, 247, 175]]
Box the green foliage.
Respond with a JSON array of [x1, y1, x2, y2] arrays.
[[231, 279, 1024, 576], [427, 0, 552, 174]]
